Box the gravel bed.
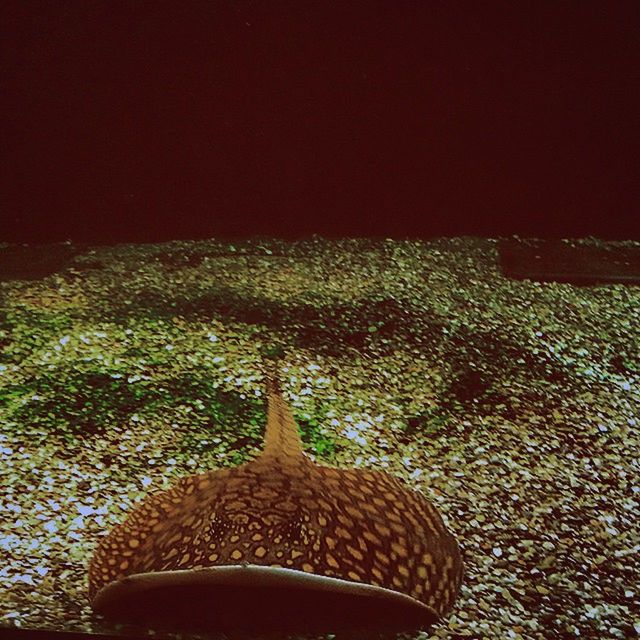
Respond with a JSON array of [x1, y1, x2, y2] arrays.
[[0, 236, 638, 639]]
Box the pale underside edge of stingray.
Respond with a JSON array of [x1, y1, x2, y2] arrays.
[[94, 563, 438, 614], [93, 564, 439, 633]]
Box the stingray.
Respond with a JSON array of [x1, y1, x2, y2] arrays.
[[88, 369, 463, 634]]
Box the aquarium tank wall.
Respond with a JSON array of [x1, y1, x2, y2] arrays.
[[1, 2, 638, 640]]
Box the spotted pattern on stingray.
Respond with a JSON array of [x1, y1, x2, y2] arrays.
[[89, 372, 463, 618]]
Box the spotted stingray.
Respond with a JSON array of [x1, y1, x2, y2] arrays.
[[89, 372, 463, 633]]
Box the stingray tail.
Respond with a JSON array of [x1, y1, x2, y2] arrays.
[[259, 352, 304, 459], [259, 341, 286, 394]]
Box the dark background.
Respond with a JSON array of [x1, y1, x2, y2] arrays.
[[2, 0, 638, 244]]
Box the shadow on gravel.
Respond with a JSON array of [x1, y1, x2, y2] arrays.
[[499, 238, 640, 285], [0, 243, 94, 281]]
